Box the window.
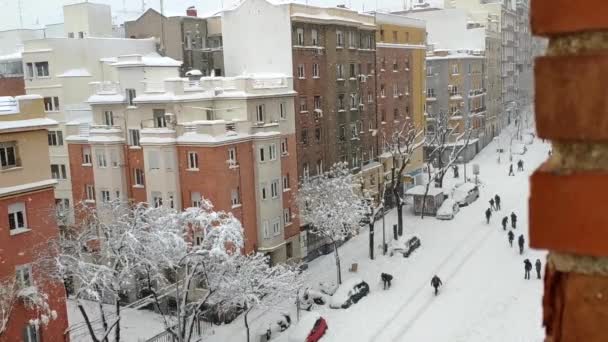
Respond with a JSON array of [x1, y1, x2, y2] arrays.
[[47, 130, 63, 146], [43, 97, 60, 112], [78, 31, 84, 39], [405, 58, 410, 70], [164, 150, 174, 171], [350, 94, 357, 108], [25, 63, 33, 78], [228, 147, 237, 165], [82, 147, 92, 164], [85, 185, 95, 201], [450, 85, 459, 96], [297, 64, 305, 79], [231, 188, 240, 206], [303, 163, 309, 178], [152, 192, 162, 208], [128, 129, 140, 146], [316, 159, 323, 174], [426, 65, 433, 76], [452, 63, 459, 74], [148, 151, 160, 170], [168, 193, 174, 209], [301, 129, 308, 145], [312, 63, 319, 78], [296, 28, 304, 45], [255, 104, 265, 122], [338, 94, 345, 110], [380, 84, 385, 97], [381, 58, 386, 70], [299, 97, 307, 112], [314, 96, 321, 110], [286, 241, 293, 259], [393, 59, 398, 71], [191, 191, 202, 207], [187, 151, 199, 169], [263, 221, 270, 239], [352, 151, 359, 167], [368, 92, 373, 103], [15, 265, 32, 288], [283, 174, 290, 190], [284, 207, 292, 225], [311, 29, 318, 45], [349, 63, 356, 78], [101, 190, 110, 203], [393, 86, 399, 98], [393, 31, 398, 41], [351, 123, 358, 138], [381, 109, 386, 122], [8, 202, 26, 231], [280, 138, 288, 155], [279, 102, 286, 120], [271, 179, 279, 198], [102, 110, 114, 126], [269, 144, 277, 161], [96, 150, 107, 168], [50, 164, 67, 179], [34, 62, 49, 77], [272, 219, 281, 236], [134, 168, 144, 186], [126, 89, 136, 106], [380, 29, 385, 41], [427, 88, 436, 98], [55, 198, 70, 212], [315, 127, 321, 142], [153, 109, 167, 128], [336, 64, 344, 79], [348, 31, 356, 48], [336, 30, 344, 47], [261, 183, 268, 200], [339, 125, 346, 141], [259, 147, 266, 162], [394, 108, 399, 120]]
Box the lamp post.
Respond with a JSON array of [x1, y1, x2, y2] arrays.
[[368, 204, 374, 260]]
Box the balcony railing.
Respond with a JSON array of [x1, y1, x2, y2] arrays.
[[89, 81, 120, 95]]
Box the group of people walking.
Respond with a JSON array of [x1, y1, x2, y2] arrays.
[[508, 159, 525, 176], [524, 259, 542, 280]]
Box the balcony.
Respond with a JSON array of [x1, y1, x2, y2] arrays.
[[88, 125, 125, 144], [89, 81, 120, 95]]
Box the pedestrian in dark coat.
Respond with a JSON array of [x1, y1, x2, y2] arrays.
[[485, 208, 492, 224], [509, 164, 514, 176], [518, 234, 525, 255], [511, 212, 517, 229], [502, 216, 508, 230], [535, 259, 542, 279], [508, 230, 514, 247], [431, 275, 443, 296], [494, 194, 501, 210], [518, 159, 524, 171], [489, 198, 495, 211], [524, 259, 532, 279], [381, 273, 393, 290]]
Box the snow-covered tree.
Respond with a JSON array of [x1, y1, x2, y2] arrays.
[[381, 116, 425, 236], [0, 276, 56, 338], [215, 253, 303, 342], [297, 162, 367, 284]]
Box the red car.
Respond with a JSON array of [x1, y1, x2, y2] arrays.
[[289, 312, 328, 342]]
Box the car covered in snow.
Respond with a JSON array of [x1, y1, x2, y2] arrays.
[[288, 312, 328, 342], [299, 288, 328, 311], [436, 198, 460, 220], [403, 236, 421, 257], [452, 183, 479, 207], [329, 278, 370, 309]]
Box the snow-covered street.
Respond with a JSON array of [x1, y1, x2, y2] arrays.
[[205, 131, 549, 342]]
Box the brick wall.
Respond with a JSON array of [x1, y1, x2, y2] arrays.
[[68, 143, 94, 205], [0, 76, 25, 96], [530, 1, 608, 341]]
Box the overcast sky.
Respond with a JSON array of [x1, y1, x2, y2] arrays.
[[0, 0, 444, 31]]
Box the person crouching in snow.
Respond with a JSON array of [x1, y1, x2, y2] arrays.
[[381, 273, 393, 290], [431, 275, 443, 296]]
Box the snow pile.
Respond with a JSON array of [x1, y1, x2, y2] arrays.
[[452, 182, 477, 203], [288, 312, 321, 342]]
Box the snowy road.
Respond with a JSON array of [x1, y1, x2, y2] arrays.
[[207, 130, 549, 342]]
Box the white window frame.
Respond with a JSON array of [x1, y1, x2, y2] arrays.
[[280, 138, 288, 155], [101, 190, 111, 203], [8, 202, 27, 231], [311, 29, 318, 46], [259, 147, 266, 162], [228, 147, 237, 165], [299, 97, 307, 112], [312, 63, 319, 78], [191, 191, 202, 208], [316, 159, 323, 174], [336, 30, 344, 47], [284, 207, 292, 225], [85, 185, 95, 201], [272, 219, 281, 236], [152, 192, 163, 208], [23, 323, 39, 342], [263, 221, 270, 239], [164, 150, 174, 171], [96, 149, 107, 168], [15, 264, 32, 288], [103, 110, 114, 126], [50, 164, 67, 180], [269, 144, 277, 161], [43, 97, 59, 112], [279, 102, 286, 120], [187, 151, 199, 170], [283, 174, 290, 191], [47, 130, 63, 146], [231, 188, 240, 206], [271, 179, 279, 199], [134, 168, 144, 186], [261, 182, 268, 200], [34, 61, 49, 77], [110, 149, 119, 168], [82, 146, 92, 165], [128, 129, 140, 147], [297, 64, 305, 79], [296, 28, 304, 45], [256, 104, 265, 123]]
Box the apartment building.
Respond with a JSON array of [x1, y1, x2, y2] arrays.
[[515, 0, 533, 108], [65, 53, 300, 264], [22, 17, 159, 219], [425, 49, 486, 162], [125, 7, 225, 76], [444, 0, 518, 129], [0, 95, 68, 341], [373, 12, 427, 198]]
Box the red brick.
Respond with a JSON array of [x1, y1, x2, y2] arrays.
[[544, 270, 608, 342], [529, 164, 608, 256], [532, 0, 608, 36], [0, 76, 25, 96], [535, 54, 608, 141]]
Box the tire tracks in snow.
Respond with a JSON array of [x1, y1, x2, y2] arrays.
[[368, 223, 495, 342]]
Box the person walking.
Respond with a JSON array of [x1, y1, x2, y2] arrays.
[[485, 208, 492, 224], [494, 194, 501, 210], [518, 159, 524, 171], [518, 234, 525, 255], [508, 230, 514, 247], [535, 259, 542, 279], [511, 212, 517, 229], [509, 164, 515, 176], [502, 216, 509, 230], [489, 198, 495, 211], [431, 275, 443, 296], [524, 259, 532, 280]]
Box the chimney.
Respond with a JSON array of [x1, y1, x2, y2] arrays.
[[186, 6, 197, 17]]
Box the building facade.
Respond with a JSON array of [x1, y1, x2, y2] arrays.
[[0, 95, 68, 341], [515, 0, 533, 108], [66, 54, 300, 265], [125, 8, 225, 77]]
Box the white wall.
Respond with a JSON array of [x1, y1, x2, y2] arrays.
[[63, 2, 112, 38], [0, 29, 44, 55], [222, 0, 293, 77]]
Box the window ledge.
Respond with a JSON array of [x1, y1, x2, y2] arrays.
[[298, 77, 306, 80], [283, 188, 291, 192], [186, 168, 200, 172], [285, 222, 292, 227], [84, 200, 96, 204], [82, 163, 92, 167], [281, 152, 289, 157], [10, 227, 31, 236], [1, 166, 23, 173], [300, 111, 309, 114], [313, 76, 320, 79], [129, 146, 142, 150], [231, 204, 242, 209], [132, 185, 144, 189]]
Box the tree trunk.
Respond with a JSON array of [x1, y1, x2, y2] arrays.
[[397, 203, 404, 236], [333, 241, 342, 285], [114, 301, 120, 342], [244, 307, 253, 342], [98, 299, 109, 342], [78, 303, 100, 342]]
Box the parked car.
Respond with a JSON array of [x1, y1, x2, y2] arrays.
[[403, 236, 421, 258], [289, 312, 328, 342], [436, 198, 460, 220], [452, 183, 480, 207], [329, 278, 370, 309], [200, 300, 246, 325], [299, 288, 327, 311]]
